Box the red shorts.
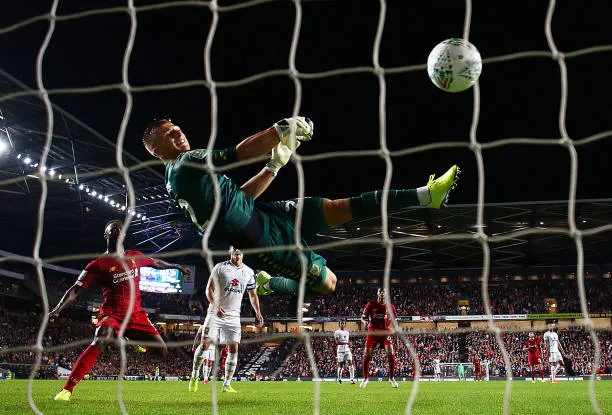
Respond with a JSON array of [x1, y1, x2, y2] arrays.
[[474, 364, 481, 373], [365, 333, 392, 348], [97, 309, 159, 337], [528, 353, 541, 367]]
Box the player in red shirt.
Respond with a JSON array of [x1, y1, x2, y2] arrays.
[[359, 287, 398, 389], [50, 220, 191, 401], [523, 331, 545, 383], [472, 354, 482, 381]]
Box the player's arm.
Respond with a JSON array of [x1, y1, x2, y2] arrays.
[[361, 303, 371, 329], [49, 262, 98, 318], [389, 304, 397, 323], [558, 338, 565, 355], [150, 258, 191, 276], [235, 117, 313, 161], [49, 282, 84, 318], [240, 140, 298, 199], [205, 275, 223, 316], [334, 332, 348, 345], [247, 288, 264, 327], [240, 169, 276, 199]]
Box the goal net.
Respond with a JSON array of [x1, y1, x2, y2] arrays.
[[0, 1, 611, 415]]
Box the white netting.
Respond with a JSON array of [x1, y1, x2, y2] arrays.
[[1, 1, 612, 414]]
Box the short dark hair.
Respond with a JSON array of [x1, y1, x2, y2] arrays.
[[142, 118, 171, 147]]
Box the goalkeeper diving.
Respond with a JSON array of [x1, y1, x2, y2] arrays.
[[143, 117, 459, 298]]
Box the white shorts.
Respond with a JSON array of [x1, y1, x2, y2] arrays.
[[549, 351, 563, 363], [202, 314, 241, 344], [202, 345, 216, 361], [337, 350, 353, 363]]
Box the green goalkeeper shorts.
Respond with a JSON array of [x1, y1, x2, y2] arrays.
[[248, 197, 330, 287]]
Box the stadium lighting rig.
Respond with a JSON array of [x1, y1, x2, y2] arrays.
[[8, 151, 149, 221], [0, 139, 8, 155]]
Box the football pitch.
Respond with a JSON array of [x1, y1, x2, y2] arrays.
[[1, 380, 610, 415]]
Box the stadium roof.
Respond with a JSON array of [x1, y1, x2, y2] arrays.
[[1, 69, 611, 273], [314, 199, 612, 275]]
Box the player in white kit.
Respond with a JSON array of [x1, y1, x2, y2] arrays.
[[543, 323, 565, 384], [433, 357, 442, 381], [191, 326, 226, 384], [188, 247, 264, 393], [334, 320, 356, 384]]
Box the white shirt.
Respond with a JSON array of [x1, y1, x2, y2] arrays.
[[433, 358, 441, 371], [207, 260, 255, 317], [543, 330, 560, 353], [334, 329, 350, 352]]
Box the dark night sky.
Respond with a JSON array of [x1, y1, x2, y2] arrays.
[[1, 0, 611, 208]]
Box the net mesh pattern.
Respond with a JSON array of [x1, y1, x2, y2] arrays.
[[1, 1, 611, 414]]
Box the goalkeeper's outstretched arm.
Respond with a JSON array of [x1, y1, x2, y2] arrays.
[[236, 117, 313, 161], [240, 142, 294, 199]]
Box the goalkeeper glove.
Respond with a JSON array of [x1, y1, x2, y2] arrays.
[[265, 141, 299, 176], [273, 116, 313, 147]]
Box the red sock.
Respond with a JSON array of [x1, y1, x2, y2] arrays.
[[388, 354, 396, 379], [363, 355, 371, 380], [540, 369, 544, 380], [63, 345, 100, 392], [531, 368, 535, 380]]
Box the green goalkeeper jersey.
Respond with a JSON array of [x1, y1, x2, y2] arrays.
[[164, 147, 254, 241], [165, 148, 330, 286]]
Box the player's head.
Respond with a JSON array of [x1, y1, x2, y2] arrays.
[[142, 118, 190, 161], [339, 320, 346, 329], [104, 219, 123, 242], [229, 246, 243, 267], [528, 332, 535, 339], [377, 287, 386, 303], [548, 322, 556, 331]]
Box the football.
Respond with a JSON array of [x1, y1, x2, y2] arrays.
[[427, 38, 482, 93]]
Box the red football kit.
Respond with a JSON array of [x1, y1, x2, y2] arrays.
[[472, 356, 482, 373], [525, 337, 542, 366], [76, 250, 158, 336], [362, 300, 396, 348]]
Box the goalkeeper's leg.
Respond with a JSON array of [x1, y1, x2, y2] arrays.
[[253, 164, 460, 298], [324, 165, 460, 227]]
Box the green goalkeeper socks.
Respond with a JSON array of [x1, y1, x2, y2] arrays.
[[348, 189, 421, 218], [269, 276, 312, 298]]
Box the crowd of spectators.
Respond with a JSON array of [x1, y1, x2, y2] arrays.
[[2, 272, 612, 382], [279, 329, 612, 379], [140, 292, 198, 315], [2, 304, 612, 380], [0, 309, 281, 380], [3, 275, 610, 319], [261, 279, 612, 318]]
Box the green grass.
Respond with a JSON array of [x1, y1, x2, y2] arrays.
[[0, 379, 610, 415]]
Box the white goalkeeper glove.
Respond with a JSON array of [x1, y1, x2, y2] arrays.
[[265, 141, 300, 176], [273, 116, 314, 148]]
